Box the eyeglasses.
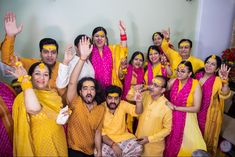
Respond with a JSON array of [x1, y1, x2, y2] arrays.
[[151, 83, 163, 88]]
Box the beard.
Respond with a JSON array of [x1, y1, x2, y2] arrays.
[[81, 94, 95, 104], [107, 102, 119, 110]]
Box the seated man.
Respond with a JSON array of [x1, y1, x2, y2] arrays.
[[101, 85, 143, 157], [127, 75, 172, 156]]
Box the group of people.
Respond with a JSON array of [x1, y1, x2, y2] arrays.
[[0, 11, 232, 157]]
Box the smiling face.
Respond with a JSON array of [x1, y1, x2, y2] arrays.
[[178, 41, 191, 59], [40, 44, 58, 66], [176, 64, 192, 80], [132, 54, 144, 69], [149, 48, 160, 64], [31, 65, 50, 90], [79, 80, 96, 104], [153, 33, 163, 46], [205, 57, 218, 74], [92, 31, 106, 49], [149, 77, 166, 97]]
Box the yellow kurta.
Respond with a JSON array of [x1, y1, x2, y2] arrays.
[[203, 77, 231, 156], [1, 35, 60, 90], [109, 44, 128, 89], [102, 101, 138, 143], [13, 90, 68, 157], [177, 79, 207, 156], [161, 39, 204, 78], [135, 93, 172, 156], [144, 63, 167, 85]]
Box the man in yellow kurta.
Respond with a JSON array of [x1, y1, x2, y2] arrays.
[[101, 85, 143, 157], [127, 76, 172, 156], [161, 38, 204, 78], [1, 12, 59, 90]]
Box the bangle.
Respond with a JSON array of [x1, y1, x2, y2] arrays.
[[18, 75, 31, 83], [21, 81, 33, 91], [120, 34, 127, 41]]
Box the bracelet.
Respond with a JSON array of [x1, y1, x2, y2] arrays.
[[120, 34, 127, 41], [18, 75, 31, 83], [21, 81, 33, 91]]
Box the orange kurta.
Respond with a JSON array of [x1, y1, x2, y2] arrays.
[[1, 35, 60, 90]]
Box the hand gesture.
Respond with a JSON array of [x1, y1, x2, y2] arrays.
[[162, 28, 170, 40], [119, 20, 126, 34], [134, 89, 143, 102], [219, 64, 231, 80], [4, 12, 23, 37], [6, 60, 27, 79], [63, 44, 75, 65], [120, 57, 128, 70], [136, 136, 149, 145], [112, 144, 122, 157], [160, 54, 168, 66], [79, 36, 93, 61]]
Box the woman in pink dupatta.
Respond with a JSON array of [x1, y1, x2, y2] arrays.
[[165, 61, 206, 157], [119, 51, 144, 133], [0, 81, 16, 157], [144, 45, 172, 85], [195, 55, 231, 157], [90, 21, 128, 90]]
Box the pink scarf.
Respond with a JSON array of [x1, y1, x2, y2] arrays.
[[91, 45, 113, 89], [147, 62, 167, 85], [122, 65, 144, 100], [0, 82, 15, 156], [196, 72, 216, 135], [164, 78, 193, 157]]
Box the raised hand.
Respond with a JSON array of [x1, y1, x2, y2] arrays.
[[219, 64, 231, 80], [119, 20, 126, 34], [6, 62, 27, 79], [134, 89, 143, 103], [63, 44, 75, 65], [4, 12, 23, 37], [79, 36, 93, 61], [162, 28, 170, 40], [120, 57, 128, 70]]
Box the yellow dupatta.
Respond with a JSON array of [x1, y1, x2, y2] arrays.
[[13, 89, 64, 156]]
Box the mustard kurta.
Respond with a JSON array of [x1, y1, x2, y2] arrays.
[[13, 90, 68, 156], [1, 35, 60, 90], [102, 101, 138, 143], [136, 93, 172, 156], [177, 79, 207, 156], [203, 77, 231, 156], [161, 39, 204, 78], [109, 44, 128, 89]]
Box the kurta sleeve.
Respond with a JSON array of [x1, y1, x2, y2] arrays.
[[148, 109, 172, 143], [56, 63, 70, 89]]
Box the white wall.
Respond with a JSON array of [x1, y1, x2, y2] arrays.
[[0, 0, 199, 61], [195, 0, 235, 60]]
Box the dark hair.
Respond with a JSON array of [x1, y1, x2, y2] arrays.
[[28, 62, 52, 78], [77, 77, 105, 104], [129, 51, 144, 64], [152, 32, 164, 41], [147, 45, 161, 64], [74, 34, 91, 47], [155, 75, 168, 88], [178, 60, 194, 77], [92, 26, 109, 45], [105, 85, 122, 97], [39, 38, 59, 53], [204, 55, 222, 69], [178, 39, 193, 48]]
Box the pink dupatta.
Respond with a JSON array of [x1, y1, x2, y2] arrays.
[[147, 62, 167, 85], [164, 78, 193, 157], [91, 45, 113, 89], [122, 64, 144, 100], [195, 72, 216, 135], [0, 82, 15, 157]]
